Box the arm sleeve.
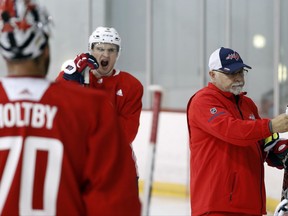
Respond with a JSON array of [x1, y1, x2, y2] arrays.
[[55, 71, 66, 82], [119, 83, 143, 145], [189, 94, 271, 146], [55, 71, 86, 85]]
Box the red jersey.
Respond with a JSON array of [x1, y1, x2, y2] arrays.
[[187, 83, 271, 215], [56, 69, 143, 145], [0, 77, 141, 216]]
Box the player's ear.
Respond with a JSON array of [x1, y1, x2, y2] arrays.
[[209, 70, 216, 79], [36, 45, 50, 76]]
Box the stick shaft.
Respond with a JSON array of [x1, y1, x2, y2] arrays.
[[283, 106, 288, 200], [141, 90, 162, 216], [282, 169, 288, 200]]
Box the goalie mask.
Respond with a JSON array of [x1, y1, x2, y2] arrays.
[[0, 0, 52, 60], [88, 27, 121, 53]]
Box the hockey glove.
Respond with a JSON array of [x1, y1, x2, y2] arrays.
[[73, 53, 99, 72], [63, 53, 99, 84], [266, 139, 288, 169], [263, 132, 280, 152]]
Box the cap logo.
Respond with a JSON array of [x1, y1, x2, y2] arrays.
[[226, 52, 240, 61]]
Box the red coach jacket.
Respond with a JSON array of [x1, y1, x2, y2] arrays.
[[187, 83, 272, 215]]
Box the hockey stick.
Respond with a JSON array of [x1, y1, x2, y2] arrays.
[[274, 107, 288, 216], [141, 85, 163, 216], [82, 67, 90, 87], [281, 169, 288, 201], [281, 106, 288, 201], [275, 176, 288, 216]]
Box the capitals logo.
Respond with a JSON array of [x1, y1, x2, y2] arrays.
[[226, 52, 240, 61]]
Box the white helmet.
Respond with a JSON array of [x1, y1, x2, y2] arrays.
[[88, 26, 121, 51], [0, 0, 52, 60]]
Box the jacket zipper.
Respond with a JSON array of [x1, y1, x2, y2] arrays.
[[235, 95, 243, 119], [235, 95, 264, 214], [256, 142, 264, 214], [229, 172, 237, 201]]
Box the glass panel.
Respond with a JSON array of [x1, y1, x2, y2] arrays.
[[152, 0, 201, 109], [231, 0, 274, 118], [106, 0, 148, 106], [279, 0, 288, 115], [107, 0, 277, 111]]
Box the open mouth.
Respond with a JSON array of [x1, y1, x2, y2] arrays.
[[101, 60, 109, 67]]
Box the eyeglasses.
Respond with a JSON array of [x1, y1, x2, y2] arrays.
[[213, 69, 248, 77]]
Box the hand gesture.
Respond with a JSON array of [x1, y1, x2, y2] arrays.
[[62, 53, 99, 84]]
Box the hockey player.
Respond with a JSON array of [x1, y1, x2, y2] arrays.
[[56, 27, 143, 147], [0, 0, 141, 215], [187, 47, 288, 216], [56, 27, 143, 191]]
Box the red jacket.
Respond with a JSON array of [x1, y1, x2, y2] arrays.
[[186, 83, 271, 215]]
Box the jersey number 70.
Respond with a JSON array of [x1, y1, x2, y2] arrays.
[[0, 136, 63, 215]]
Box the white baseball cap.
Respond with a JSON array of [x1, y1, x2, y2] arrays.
[[209, 47, 252, 73]]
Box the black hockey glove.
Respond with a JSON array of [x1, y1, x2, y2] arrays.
[[266, 139, 288, 169], [63, 53, 99, 84]]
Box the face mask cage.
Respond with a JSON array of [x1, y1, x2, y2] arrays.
[[0, 0, 52, 60]]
